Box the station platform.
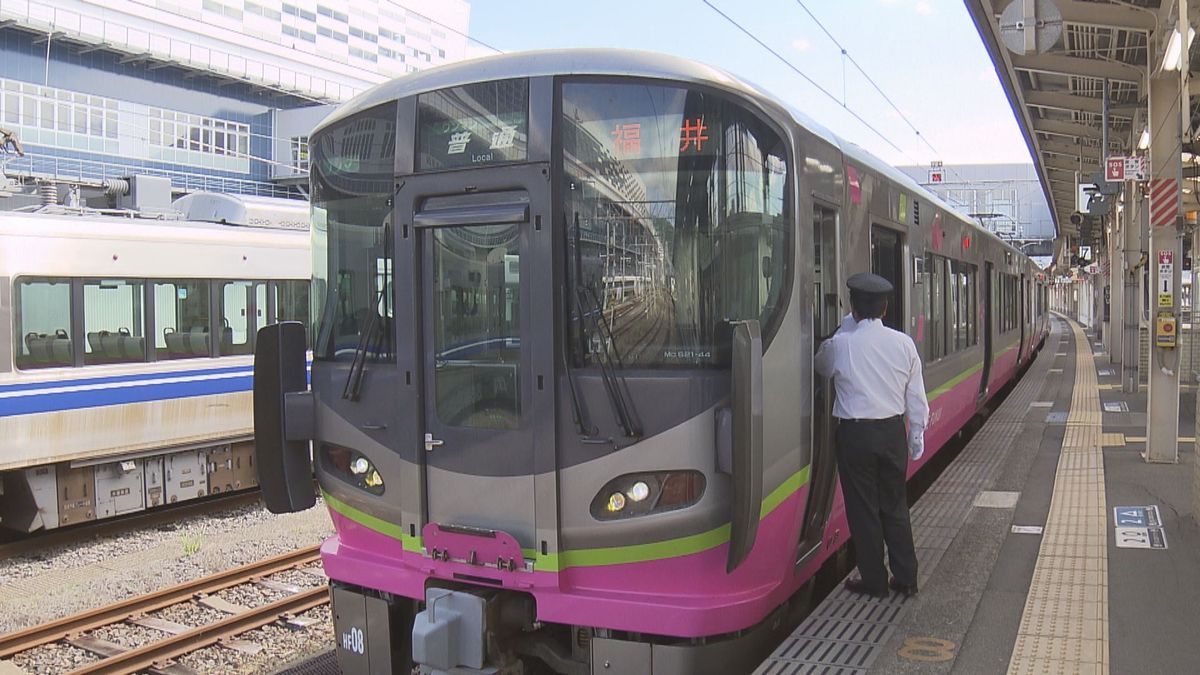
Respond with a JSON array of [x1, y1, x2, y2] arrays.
[[757, 315, 1200, 674]]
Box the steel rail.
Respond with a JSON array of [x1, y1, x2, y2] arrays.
[[0, 544, 321, 658], [65, 586, 330, 675]]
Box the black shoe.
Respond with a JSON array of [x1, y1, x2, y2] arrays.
[[889, 577, 918, 598], [844, 577, 888, 598]]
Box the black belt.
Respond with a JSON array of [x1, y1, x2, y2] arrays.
[[838, 415, 903, 425]]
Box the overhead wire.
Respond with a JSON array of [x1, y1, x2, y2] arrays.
[[700, 0, 903, 154], [792, 0, 974, 188], [702, 0, 972, 209]]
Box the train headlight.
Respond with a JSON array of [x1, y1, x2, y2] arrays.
[[607, 492, 627, 512], [321, 444, 385, 496], [590, 471, 706, 521], [627, 481, 650, 502]]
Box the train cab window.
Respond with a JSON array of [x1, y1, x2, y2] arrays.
[[561, 81, 791, 368], [310, 101, 396, 362], [14, 278, 73, 369], [154, 280, 212, 359], [83, 279, 147, 365], [219, 281, 262, 356]]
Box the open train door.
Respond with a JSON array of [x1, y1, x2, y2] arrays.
[[979, 262, 994, 402], [798, 203, 840, 565]]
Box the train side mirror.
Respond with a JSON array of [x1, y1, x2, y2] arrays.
[[254, 321, 316, 513]]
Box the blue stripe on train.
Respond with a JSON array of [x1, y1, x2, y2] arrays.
[[0, 364, 254, 394], [0, 374, 254, 417]]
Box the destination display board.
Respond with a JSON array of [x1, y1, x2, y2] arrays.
[[417, 78, 529, 171]]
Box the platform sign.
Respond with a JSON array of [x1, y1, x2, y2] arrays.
[[1115, 527, 1168, 549], [1105, 157, 1125, 181], [1113, 505, 1162, 528], [1158, 250, 1174, 307], [1105, 156, 1148, 181]]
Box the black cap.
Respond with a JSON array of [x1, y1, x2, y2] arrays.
[[846, 272, 893, 295]]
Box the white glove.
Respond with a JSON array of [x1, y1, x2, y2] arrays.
[[908, 428, 925, 461]]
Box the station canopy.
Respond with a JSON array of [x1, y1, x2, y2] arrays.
[[966, 0, 1199, 249]]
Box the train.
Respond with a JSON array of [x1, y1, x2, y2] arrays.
[[0, 200, 309, 532], [254, 49, 1050, 674]]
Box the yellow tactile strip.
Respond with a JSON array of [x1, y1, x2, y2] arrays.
[[1008, 320, 1108, 675]]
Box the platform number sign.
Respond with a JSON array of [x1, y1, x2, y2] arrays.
[[1113, 506, 1167, 549], [342, 626, 366, 655]]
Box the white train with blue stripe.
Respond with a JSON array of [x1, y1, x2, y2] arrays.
[[0, 204, 309, 531]]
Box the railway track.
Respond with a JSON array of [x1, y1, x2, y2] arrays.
[[0, 545, 327, 674]]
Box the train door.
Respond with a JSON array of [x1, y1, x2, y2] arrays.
[[401, 167, 553, 550], [870, 225, 904, 331], [798, 203, 840, 564], [979, 262, 994, 402]]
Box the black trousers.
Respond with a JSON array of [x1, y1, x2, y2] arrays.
[[834, 416, 918, 592]]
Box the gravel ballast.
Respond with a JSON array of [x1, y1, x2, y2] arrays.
[[0, 496, 336, 674]]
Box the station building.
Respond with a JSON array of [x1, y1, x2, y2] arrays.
[[0, 0, 470, 202]]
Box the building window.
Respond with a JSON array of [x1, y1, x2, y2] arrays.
[[291, 136, 309, 172]]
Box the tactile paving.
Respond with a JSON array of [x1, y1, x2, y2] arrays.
[[756, 320, 1063, 674], [1008, 319, 1109, 674]]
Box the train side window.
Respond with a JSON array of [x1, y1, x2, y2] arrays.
[[14, 277, 73, 369], [948, 259, 961, 352], [255, 282, 268, 336], [966, 263, 978, 346], [154, 280, 212, 359], [275, 280, 310, 323], [948, 260, 977, 351], [274, 280, 311, 346], [219, 281, 258, 356], [926, 254, 946, 360], [813, 205, 839, 338], [83, 279, 147, 365], [870, 225, 904, 331]]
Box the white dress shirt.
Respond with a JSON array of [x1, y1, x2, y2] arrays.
[[815, 315, 930, 459]]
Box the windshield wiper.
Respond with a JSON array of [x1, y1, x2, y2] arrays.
[[576, 285, 642, 439]]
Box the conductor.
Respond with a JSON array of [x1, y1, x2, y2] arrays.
[[815, 272, 928, 598]]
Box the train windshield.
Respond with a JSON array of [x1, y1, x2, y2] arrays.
[[310, 101, 397, 362], [561, 81, 790, 369]]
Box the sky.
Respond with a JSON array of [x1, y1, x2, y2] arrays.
[[464, 0, 1034, 170]]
